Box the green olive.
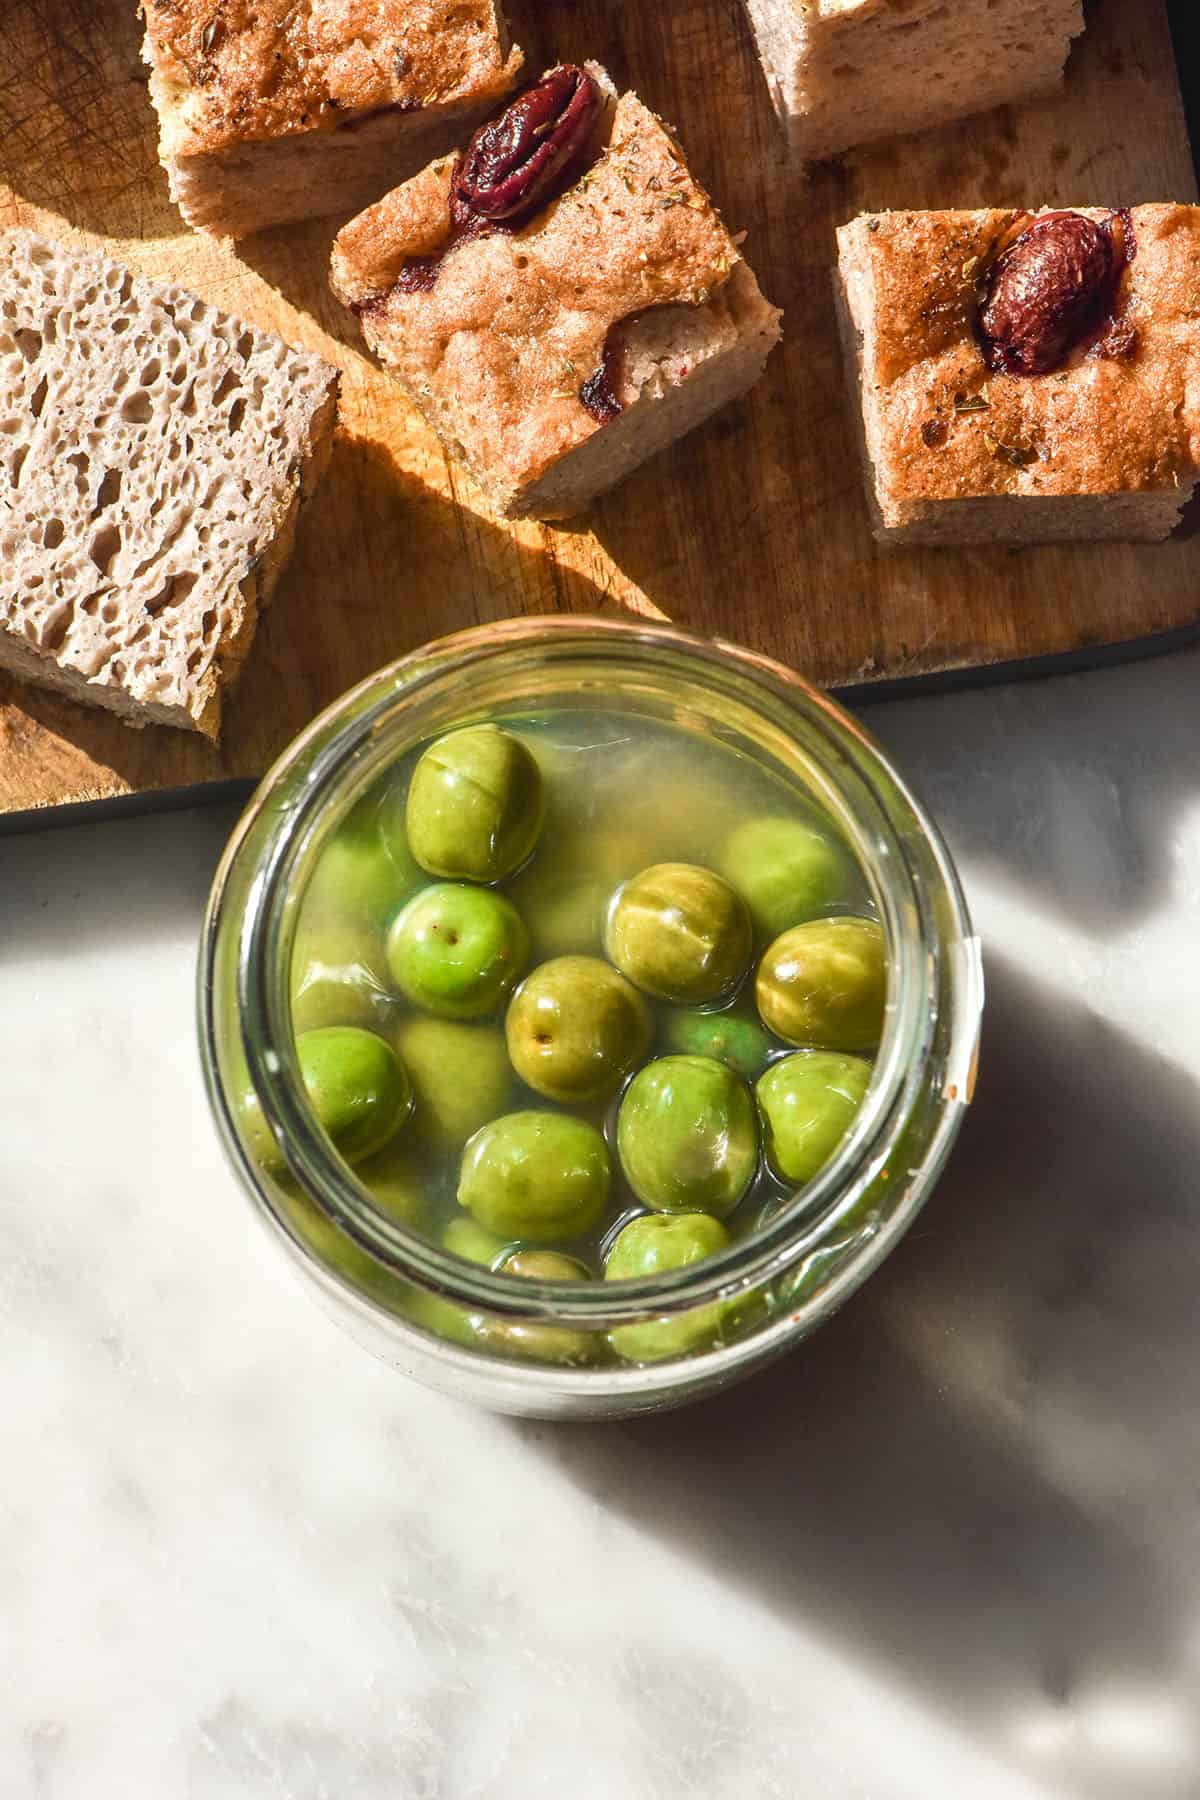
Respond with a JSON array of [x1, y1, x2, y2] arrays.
[[505, 955, 652, 1103], [500, 1250, 591, 1280], [616, 1056, 758, 1217], [588, 761, 730, 869], [586, 825, 656, 886], [237, 1082, 286, 1174], [406, 725, 544, 882], [605, 1211, 731, 1364], [606, 1210, 730, 1278], [443, 1214, 510, 1266], [471, 1315, 598, 1365], [439, 1229, 597, 1363], [457, 1110, 610, 1241], [756, 916, 887, 1050], [756, 1050, 873, 1186], [375, 785, 433, 895], [295, 1025, 412, 1164], [507, 864, 609, 960], [662, 1007, 774, 1082], [277, 1184, 384, 1290], [400, 1287, 481, 1348], [354, 1140, 429, 1228], [476, 1248, 596, 1364], [605, 862, 752, 1003], [720, 817, 845, 940], [479, 1322, 595, 1364], [394, 1016, 513, 1154], [290, 915, 393, 1033], [303, 823, 422, 934], [386, 883, 529, 1020]]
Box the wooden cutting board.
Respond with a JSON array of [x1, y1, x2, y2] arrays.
[[0, 0, 1196, 820]]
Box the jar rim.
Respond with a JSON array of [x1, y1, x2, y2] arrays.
[[200, 615, 980, 1338]]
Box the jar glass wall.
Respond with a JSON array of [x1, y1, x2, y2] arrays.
[[198, 617, 982, 1420]]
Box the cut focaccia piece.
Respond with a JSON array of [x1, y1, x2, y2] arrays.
[[330, 63, 782, 518]]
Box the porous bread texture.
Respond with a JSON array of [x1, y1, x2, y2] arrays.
[[142, 0, 523, 236], [740, 0, 1083, 161], [835, 206, 1200, 546], [330, 74, 782, 519], [0, 230, 338, 734]]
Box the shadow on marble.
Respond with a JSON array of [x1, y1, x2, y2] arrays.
[[2, 802, 242, 961], [866, 643, 1200, 942], [522, 951, 1200, 1800]]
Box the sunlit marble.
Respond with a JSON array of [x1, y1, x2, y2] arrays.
[[4, 647, 1199, 1798]]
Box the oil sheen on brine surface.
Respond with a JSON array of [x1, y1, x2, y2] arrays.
[[286, 709, 884, 1293]]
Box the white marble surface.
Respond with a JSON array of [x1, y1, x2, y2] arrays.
[[5, 647, 1200, 1799]]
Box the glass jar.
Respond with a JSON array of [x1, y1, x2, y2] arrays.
[[198, 617, 982, 1420]]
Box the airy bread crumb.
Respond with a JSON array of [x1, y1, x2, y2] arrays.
[[0, 231, 338, 734]]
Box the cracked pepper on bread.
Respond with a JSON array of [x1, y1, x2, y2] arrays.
[[740, 0, 1084, 162], [0, 231, 338, 735], [330, 63, 782, 519], [142, 0, 524, 237], [835, 206, 1200, 545]]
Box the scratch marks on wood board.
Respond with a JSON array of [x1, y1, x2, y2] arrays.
[[0, 0, 165, 234]]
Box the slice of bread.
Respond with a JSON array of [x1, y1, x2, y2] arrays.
[[330, 66, 781, 519], [835, 206, 1200, 546], [741, 0, 1084, 162], [0, 231, 338, 735], [142, 0, 523, 237]]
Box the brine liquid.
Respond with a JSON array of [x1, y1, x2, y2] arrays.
[[291, 707, 877, 1265]]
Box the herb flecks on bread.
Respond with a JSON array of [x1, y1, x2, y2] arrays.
[[0, 231, 337, 735], [835, 205, 1200, 546], [330, 64, 781, 519], [142, 0, 523, 237]]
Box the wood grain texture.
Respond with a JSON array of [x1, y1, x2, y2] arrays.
[[0, 0, 1196, 815]]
